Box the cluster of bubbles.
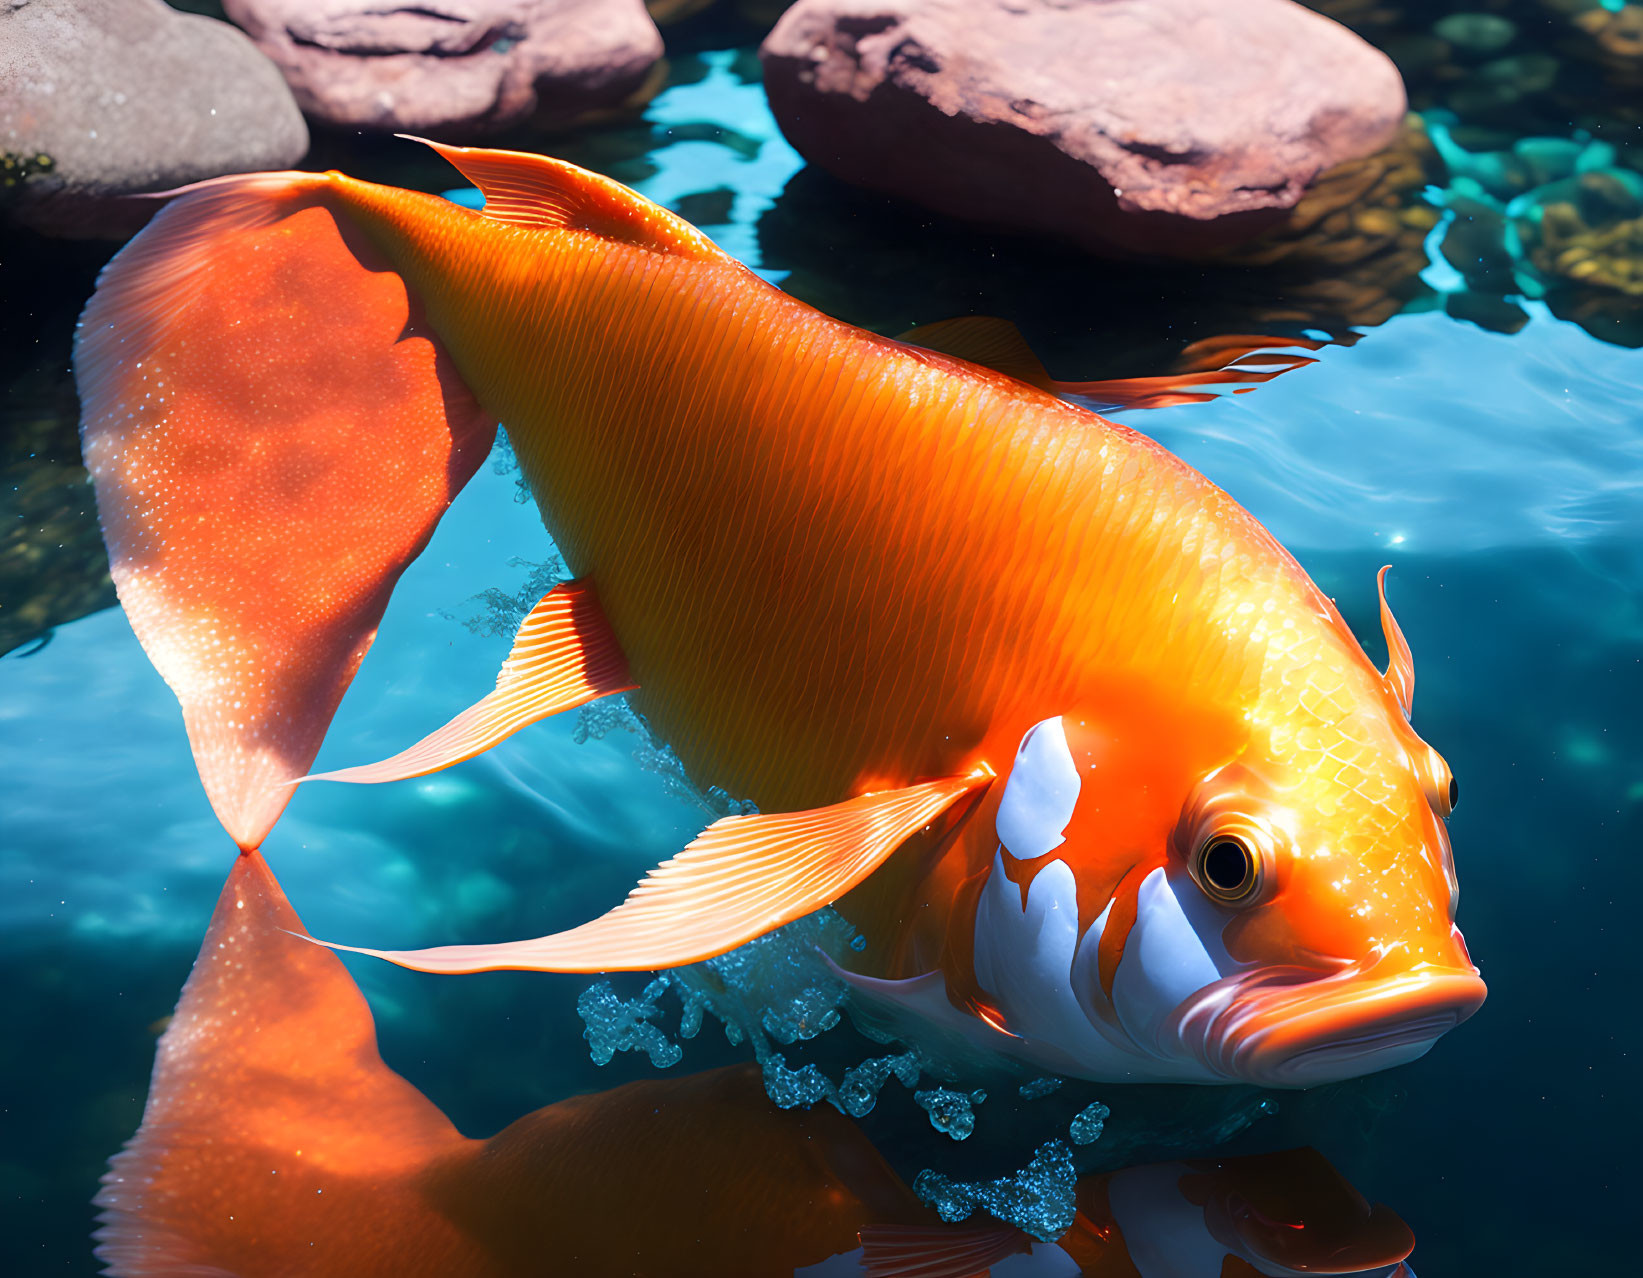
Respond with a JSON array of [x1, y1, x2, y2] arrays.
[[571, 906, 1125, 1237], [915, 1141, 1081, 1242]]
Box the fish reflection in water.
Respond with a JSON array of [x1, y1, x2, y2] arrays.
[[97, 855, 1417, 1278]]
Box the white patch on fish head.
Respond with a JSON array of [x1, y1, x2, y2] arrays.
[[971, 856, 1236, 1082], [1103, 865, 1245, 1066], [996, 717, 1081, 861], [973, 852, 1125, 1074], [963, 717, 1255, 1082]]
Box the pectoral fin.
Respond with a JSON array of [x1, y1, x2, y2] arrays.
[[315, 768, 993, 974], [303, 579, 635, 785], [858, 1222, 1032, 1278]]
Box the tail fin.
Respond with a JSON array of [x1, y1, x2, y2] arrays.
[[75, 173, 496, 850], [93, 852, 471, 1277]]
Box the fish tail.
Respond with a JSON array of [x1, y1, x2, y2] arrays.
[[75, 171, 497, 851]]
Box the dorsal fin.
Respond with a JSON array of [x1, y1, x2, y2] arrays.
[[898, 316, 1327, 409], [898, 316, 1057, 391], [410, 136, 728, 262]]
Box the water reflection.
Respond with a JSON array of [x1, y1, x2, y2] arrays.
[[97, 850, 1417, 1278]]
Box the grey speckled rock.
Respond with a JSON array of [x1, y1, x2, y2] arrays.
[[0, 0, 309, 238], [761, 0, 1408, 258], [221, 0, 666, 136]]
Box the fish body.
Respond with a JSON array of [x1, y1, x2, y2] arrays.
[[74, 144, 1483, 1088]]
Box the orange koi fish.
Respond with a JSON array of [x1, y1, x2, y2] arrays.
[[98, 854, 1418, 1278], [75, 139, 1482, 1089]]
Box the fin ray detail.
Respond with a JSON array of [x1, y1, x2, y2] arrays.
[[411, 136, 727, 262], [314, 768, 994, 974], [303, 580, 635, 786]]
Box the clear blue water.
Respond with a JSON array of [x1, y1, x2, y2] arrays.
[[3, 45, 1640, 1277]]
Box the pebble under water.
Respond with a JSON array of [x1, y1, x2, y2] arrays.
[[2, 40, 1639, 1278]]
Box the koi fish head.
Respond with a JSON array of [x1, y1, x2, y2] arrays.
[[967, 601, 1484, 1088]]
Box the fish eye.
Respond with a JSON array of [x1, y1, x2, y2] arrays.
[[1194, 835, 1261, 905], [1424, 746, 1458, 819]]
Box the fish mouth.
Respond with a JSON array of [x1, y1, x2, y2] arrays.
[[1200, 965, 1486, 1089]]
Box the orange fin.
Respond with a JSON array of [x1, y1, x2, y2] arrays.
[[1171, 331, 1329, 371], [859, 1222, 1032, 1278], [75, 173, 496, 850], [316, 768, 994, 974], [1377, 565, 1414, 719], [412, 135, 727, 261], [303, 579, 635, 786], [94, 851, 468, 1277], [1055, 333, 1323, 410], [899, 317, 1324, 409], [897, 316, 1056, 392]]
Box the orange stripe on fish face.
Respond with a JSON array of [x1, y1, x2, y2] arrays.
[[1097, 867, 1149, 1005]]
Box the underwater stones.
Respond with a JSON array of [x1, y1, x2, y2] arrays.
[[0, 0, 308, 237], [1432, 13, 1517, 62], [222, 0, 665, 136], [759, 0, 1406, 258], [1514, 170, 1643, 298], [1211, 115, 1442, 327], [1553, 3, 1643, 126], [1440, 193, 1516, 293]]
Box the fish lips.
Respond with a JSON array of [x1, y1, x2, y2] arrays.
[[1192, 964, 1486, 1089]]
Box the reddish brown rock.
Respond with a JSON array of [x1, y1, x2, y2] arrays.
[[222, 0, 666, 136], [760, 0, 1408, 258]]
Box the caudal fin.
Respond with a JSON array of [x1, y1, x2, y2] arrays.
[[75, 172, 496, 850]]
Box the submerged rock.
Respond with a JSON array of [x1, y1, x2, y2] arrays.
[[1432, 12, 1517, 61], [222, 0, 666, 136], [1210, 115, 1442, 328], [1512, 169, 1643, 299], [0, 0, 308, 237], [760, 0, 1406, 258]]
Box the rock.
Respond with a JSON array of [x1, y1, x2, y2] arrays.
[[760, 0, 1407, 258], [222, 0, 666, 136], [1431, 13, 1517, 61], [646, 0, 716, 23], [0, 0, 308, 237], [1211, 115, 1441, 328]]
